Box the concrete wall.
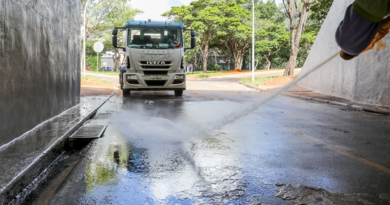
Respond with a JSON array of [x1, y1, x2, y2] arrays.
[[298, 0, 390, 107], [0, 0, 80, 146]]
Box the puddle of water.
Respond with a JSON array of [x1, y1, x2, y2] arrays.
[[276, 184, 380, 205]]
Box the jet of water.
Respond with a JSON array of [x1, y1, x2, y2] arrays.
[[206, 51, 340, 132]]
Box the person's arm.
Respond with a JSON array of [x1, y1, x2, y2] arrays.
[[336, 1, 390, 60]]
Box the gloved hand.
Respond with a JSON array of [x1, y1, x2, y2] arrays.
[[340, 17, 390, 60], [362, 17, 390, 52]]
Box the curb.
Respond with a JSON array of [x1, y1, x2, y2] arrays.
[[285, 93, 389, 115], [239, 82, 389, 116], [190, 69, 301, 80], [1, 94, 113, 205], [238, 82, 266, 92]]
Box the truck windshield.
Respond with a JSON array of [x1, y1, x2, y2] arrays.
[[127, 28, 183, 49]]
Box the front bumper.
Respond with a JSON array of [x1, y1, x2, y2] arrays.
[[122, 73, 186, 90]]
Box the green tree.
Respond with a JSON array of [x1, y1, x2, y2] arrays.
[[249, 1, 289, 70], [306, 0, 334, 33], [81, 0, 142, 71], [256, 22, 289, 70], [283, 0, 316, 76], [216, 0, 252, 70], [164, 0, 225, 73]]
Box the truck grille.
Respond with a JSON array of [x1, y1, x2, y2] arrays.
[[140, 61, 171, 69], [140, 61, 171, 64], [141, 65, 170, 69], [145, 80, 166, 86], [143, 71, 168, 75]]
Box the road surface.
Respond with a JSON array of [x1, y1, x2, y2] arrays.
[[26, 76, 390, 205]]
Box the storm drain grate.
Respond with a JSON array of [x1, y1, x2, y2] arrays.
[[69, 125, 107, 139]]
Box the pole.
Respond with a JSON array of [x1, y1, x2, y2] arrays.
[[252, 0, 255, 82], [83, 0, 90, 77], [105, 52, 107, 72], [97, 53, 99, 74]]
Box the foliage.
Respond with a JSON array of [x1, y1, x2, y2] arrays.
[[207, 60, 215, 71], [282, 0, 316, 76], [81, 0, 334, 75], [85, 54, 101, 72], [306, 0, 334, 33], [215, 0, 252, 70], [255, 20, 289, 69], [214, 64, 220, 71], [81, 0, 142, 40], [164, 0, 251, 72], [81, 0, 142, 71], [163, 0, 224, 73], [296, 31, 317, 67]]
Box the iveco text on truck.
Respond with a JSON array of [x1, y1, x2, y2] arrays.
[[112, 20, 196, 97]]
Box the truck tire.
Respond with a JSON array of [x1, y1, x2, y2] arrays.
[[174, 90, 183, 97], [123, 89, 130, 97]]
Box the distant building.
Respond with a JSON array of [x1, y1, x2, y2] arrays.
[[100, 51, 125, 71]]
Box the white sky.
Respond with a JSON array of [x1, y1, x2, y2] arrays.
[[130, 0, 284, 21], [131, 0, 193, 21]]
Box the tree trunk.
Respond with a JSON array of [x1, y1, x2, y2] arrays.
[[113, 48, 121, 72], [199, 34, 210, 73], [234, 58, 240, 70], [283, 0, 314, 76], [264, 54, 271, 70], [202, 51, 208, 73], [233, 51, 242, 70], [284, 9, 295, 75]]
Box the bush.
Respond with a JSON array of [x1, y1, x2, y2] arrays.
[[214, 64, 220, 71], [86, 55, 100, 72], [206, 61, 214, 71]]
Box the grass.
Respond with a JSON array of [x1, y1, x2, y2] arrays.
[[81, 76, 112, 85], [240, 76, 281, 87], [240, 74, 298, 87]]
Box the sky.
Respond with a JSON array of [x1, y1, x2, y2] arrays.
[[131, 0, 284, 21], [131, 0, 194, 21]]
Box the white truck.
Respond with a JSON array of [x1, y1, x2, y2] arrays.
[[112, 20, 196, 97]]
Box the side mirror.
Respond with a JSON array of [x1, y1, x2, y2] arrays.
[[112, 35, 118, 48], [112, 28, 118, 35], [191, 37, 196, 49], [185, 29, 196, 51], [191, 30, 196, 37]]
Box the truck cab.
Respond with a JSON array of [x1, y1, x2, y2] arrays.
[[112, 20, 196, 97]]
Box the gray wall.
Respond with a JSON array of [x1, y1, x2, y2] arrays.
[[0, 0, 80, 146], [298, 0, 390, 106]]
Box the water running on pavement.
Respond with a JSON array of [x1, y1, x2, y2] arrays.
[[208, 51, 340, 132], [114, 52, 340, 186]]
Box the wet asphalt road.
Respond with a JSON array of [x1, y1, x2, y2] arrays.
[[27, 78, 390, 205]]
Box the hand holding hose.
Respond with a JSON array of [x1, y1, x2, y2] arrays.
[[340, 17, 390, 60]]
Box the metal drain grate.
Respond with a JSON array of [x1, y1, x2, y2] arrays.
[[69, 125, 107, 139]]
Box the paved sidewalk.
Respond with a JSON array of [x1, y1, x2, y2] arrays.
[[0, 95, 112, 204]]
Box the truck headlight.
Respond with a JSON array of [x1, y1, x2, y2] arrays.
[[126, 75, 137, 80]]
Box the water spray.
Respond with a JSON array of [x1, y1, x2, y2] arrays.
[[181, 51, 340, 184], [207, 51, 340, 132]]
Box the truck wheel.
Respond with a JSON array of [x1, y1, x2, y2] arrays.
[[123, 89, 130, 97], [174, 90, 183, 97]]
